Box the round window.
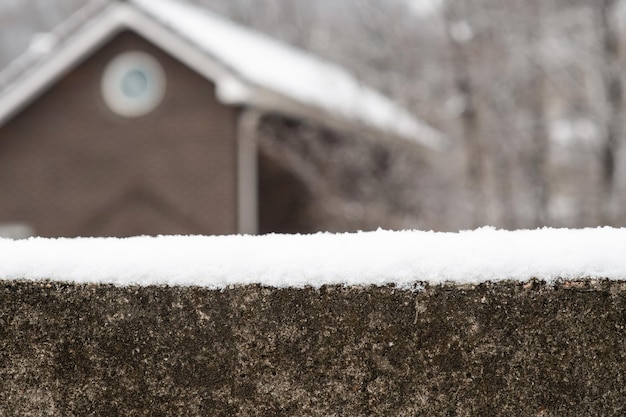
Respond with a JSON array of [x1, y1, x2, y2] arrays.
[[101, 51, 166, 117]]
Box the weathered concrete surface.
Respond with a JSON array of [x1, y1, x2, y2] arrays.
[[1, 280, 626, 416]]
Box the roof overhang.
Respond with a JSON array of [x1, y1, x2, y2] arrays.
[[0, 3, 255, 128], [0, 1, 446, 150]]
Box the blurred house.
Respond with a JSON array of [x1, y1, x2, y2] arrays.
[[0, 0, 443, 238]]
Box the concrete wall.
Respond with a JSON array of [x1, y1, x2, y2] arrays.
[[2, 280, 625, 416]]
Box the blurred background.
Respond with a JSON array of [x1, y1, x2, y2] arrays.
[[1, 0, 625, 234]]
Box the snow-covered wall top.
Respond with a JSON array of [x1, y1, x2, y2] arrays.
[[1, 228, 624, 287]]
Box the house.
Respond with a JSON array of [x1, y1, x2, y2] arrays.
[[0, 0, 444, 238]]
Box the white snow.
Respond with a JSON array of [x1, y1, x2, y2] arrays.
[[1, 227, 625, 288], [28, 33, 59, 56], [449, 21, 474, 43], [406, 0, 444, 17], [130, 0, 445, 149], [549, 118, 599, 147]]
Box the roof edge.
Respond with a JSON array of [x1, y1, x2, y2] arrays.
[[0, 0, 446, 150], [0, 4, 127, 127], [0, 3, 260, 128]]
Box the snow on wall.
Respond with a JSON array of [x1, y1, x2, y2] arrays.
[[130, 0, 445, 149], [1, 227, 625, 287]]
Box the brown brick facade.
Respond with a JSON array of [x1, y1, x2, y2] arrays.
[[0, 31, 239, 237]]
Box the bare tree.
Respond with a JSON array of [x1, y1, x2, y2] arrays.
[[525, 0, 550, 227], [444, 10, 486, 228], [596, 0, 623, 224]]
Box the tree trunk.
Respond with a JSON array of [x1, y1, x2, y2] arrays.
[[445, 21, 486, 228], [523, 0, 550, 228], [528, 70, 549, 227], [598, 0, 622, 225]]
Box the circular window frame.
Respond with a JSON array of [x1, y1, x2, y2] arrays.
[[101, 51, 166, 118]]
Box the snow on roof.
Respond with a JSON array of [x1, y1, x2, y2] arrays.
[[130, 0, 445, 149], [1, 227, 625, 288], [0, 0, 444, 148]]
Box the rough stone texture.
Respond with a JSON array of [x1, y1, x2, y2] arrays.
[[2, 280, 626, 416]]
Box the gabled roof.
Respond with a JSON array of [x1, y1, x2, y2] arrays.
[[0, 0, 445, 149]]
